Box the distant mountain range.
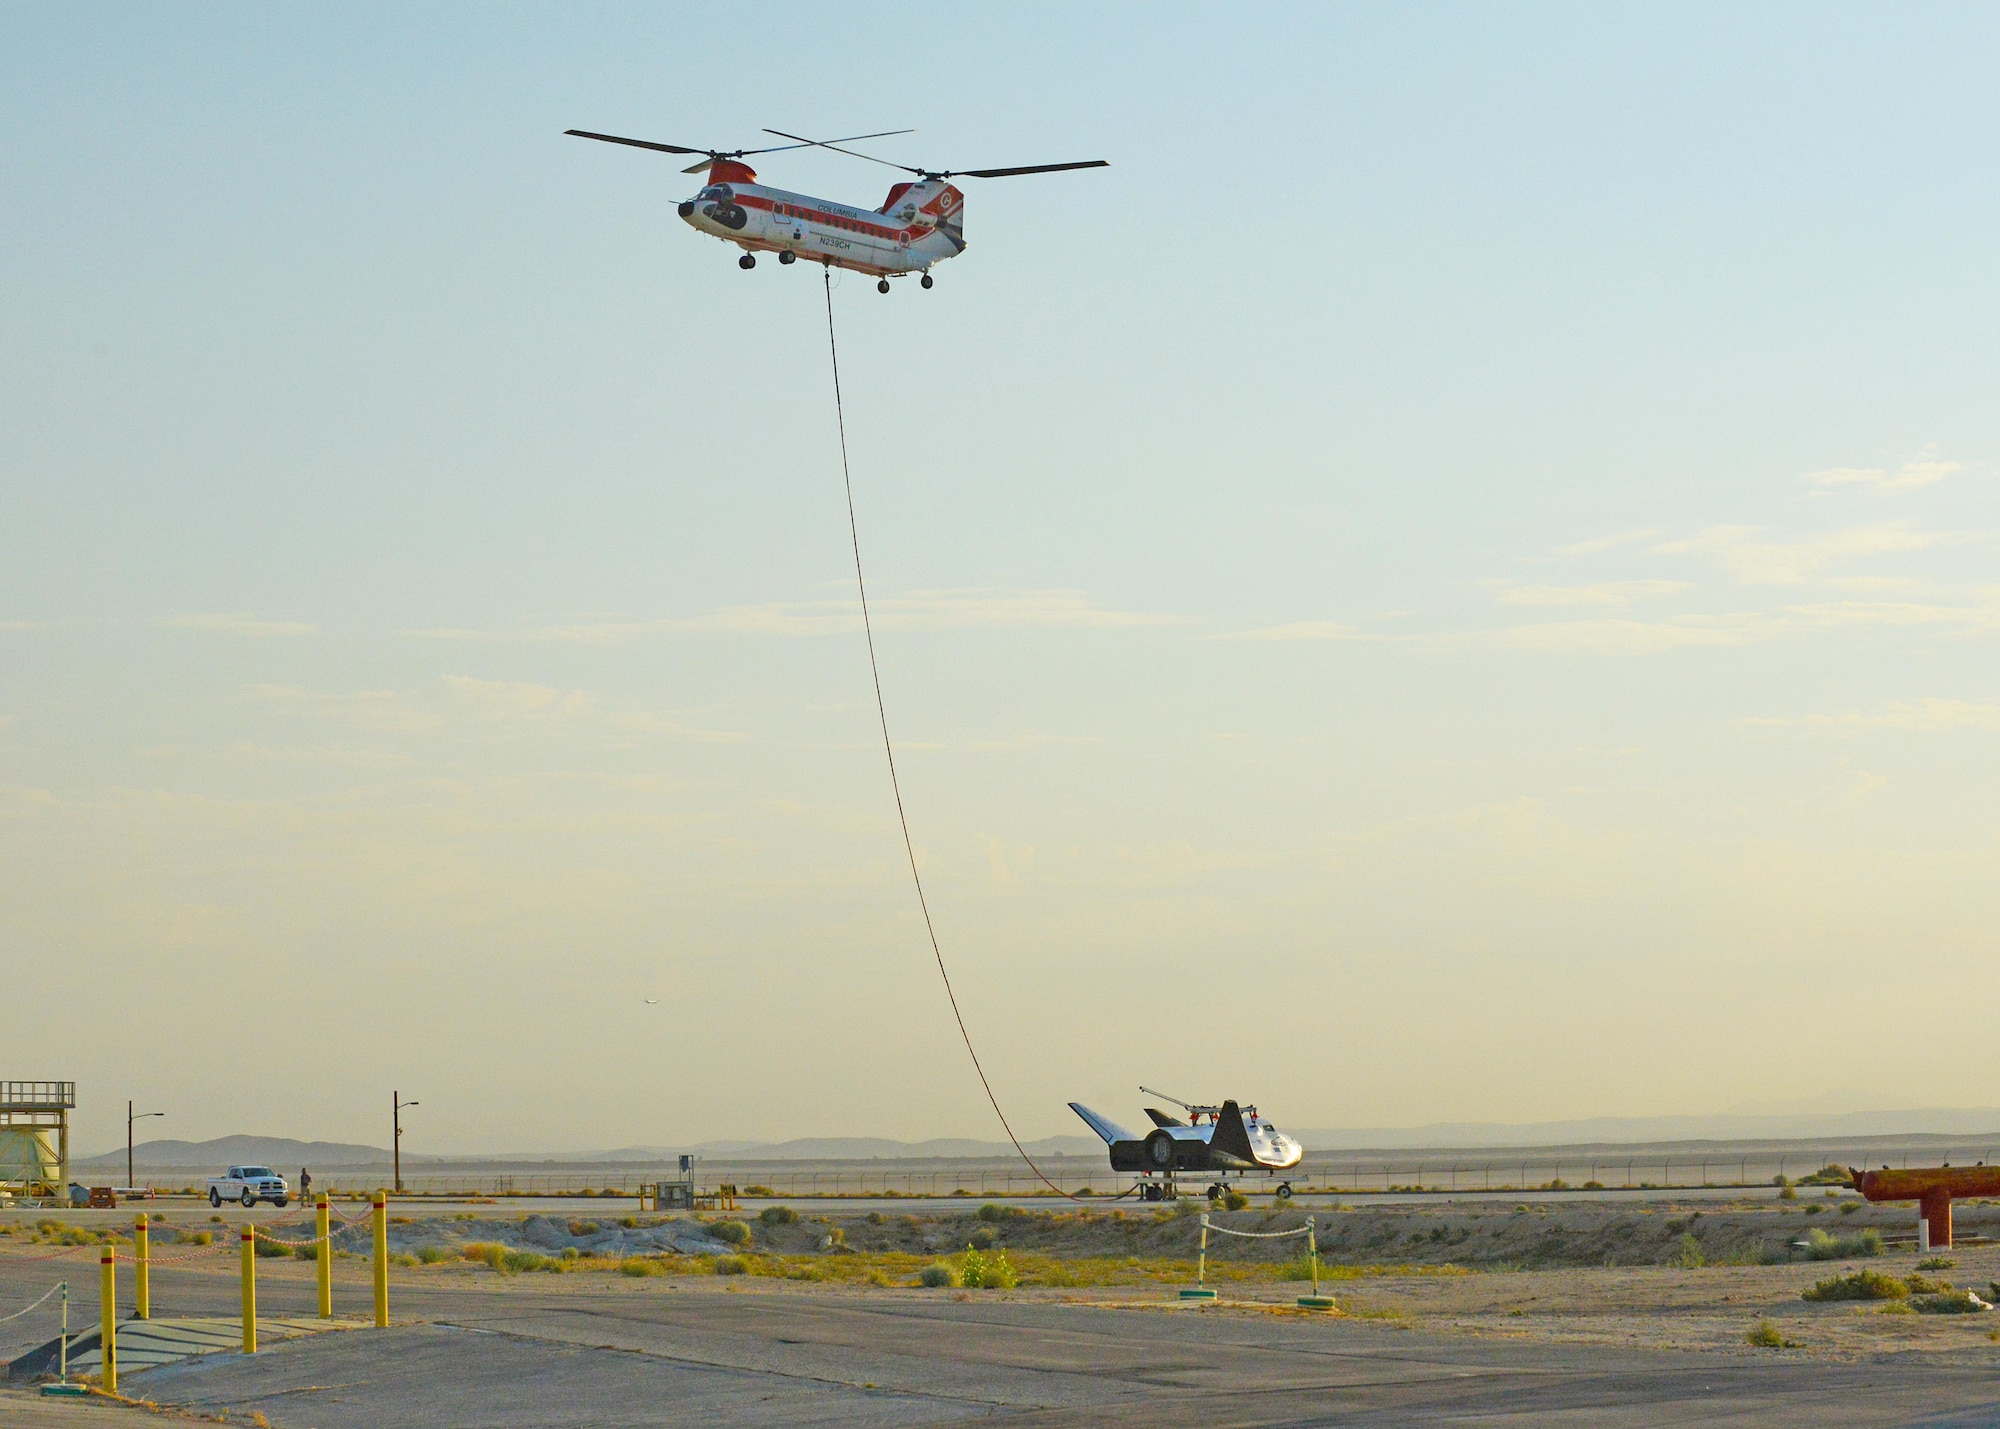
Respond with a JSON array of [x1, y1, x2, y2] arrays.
[[79, 1108, 2000, 1167]]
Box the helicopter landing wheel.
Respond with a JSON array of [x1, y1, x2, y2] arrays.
[[738, 254, 756, 270], [778, 250, 796, 265], [920, 273, 934, 289], [1276, 1182, 1294, 1200], [876, 278, 891, 294]]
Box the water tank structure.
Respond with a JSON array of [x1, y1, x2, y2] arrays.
[[0, 1081, 74, 1200]]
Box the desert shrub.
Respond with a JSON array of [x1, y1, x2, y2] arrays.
[[1914, 1290, 1991, 1315], [710, 1220, 751, 1245], [618, 1258, 662, 1277], [1800, 1228, 1882, 1261], [617, 1216, 639, 1229], [1277, 1256, 1327, 1282], [1917, 1256, 1956, 1271], [975, 1203, 1023, 1223], [1838, 1202, 1860, 1215], [1222, 1190, 1249, 1212], [388, 1251, 420, 1267], [758, 1206, 798, 1226], [1905, 1273, 1953, 1294], [744, 1185, 774, 1197], [918, 1262, 959, 1288], [1664, 1234, 1705, 1269], [463, 1242, 509, 1270], [959, 1247, 1018, 1290], [865, 1212, 884, 1225], [498, 1249, 564, 1273], [1777, 1185, 1798, 1201], [389, 1216, 413, 1225], [1746, 1319, 1786, 1348], [1878, 1301, 1915, 1315], [714, 1255, 749, 1276], [568, 1220, 600, 1237], [292, 1243, 317, 1261], [1544, 1179, 1569, 1192], [1799, 1164, 1853, 1186], [1803, 1269, 1908, 1302], [1582, 1180, 1604, 1190], [968, 1228, 998, 1251], [177, 1229, 213, 1246], [415, 1245, 451, 1264], [1804, 1205, 1823, 1216], [252, 1235, 293, 1259]]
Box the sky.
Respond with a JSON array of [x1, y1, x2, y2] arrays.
[[4, 3, 1998, 1156]]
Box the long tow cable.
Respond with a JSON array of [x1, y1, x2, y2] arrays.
[[820, 268, 1103, 1203]]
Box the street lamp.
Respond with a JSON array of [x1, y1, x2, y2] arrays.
[[393, 1092, 420, 1195], [127, 1101, 166, 1192]]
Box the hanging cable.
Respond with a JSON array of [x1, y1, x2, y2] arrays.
[[820, 268, 1121, 1204]]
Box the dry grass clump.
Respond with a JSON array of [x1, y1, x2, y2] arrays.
[[1799, 1228, 1882, 1260], [1745, 1319, 1788, 1348], [714, 1255, 749, 1276], [758, 1206, 799, 1227], [918, 1262, 958, 1288], [461, 1241, 566, 1274], [710, 1220, 751, 1245], [1802, 1268, 1908, 1302], [1914, 1289, 1991, 1314]]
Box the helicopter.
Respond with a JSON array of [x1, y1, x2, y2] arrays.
[[566, 127, 1107, 292], [1070, 1088, 1305, 1202]]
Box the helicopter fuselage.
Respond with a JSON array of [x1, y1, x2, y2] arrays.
[[678, 164, 965, 281]]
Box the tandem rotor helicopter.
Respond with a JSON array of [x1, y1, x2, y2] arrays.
[[566, 126, 1107, 292], [1071, 1088, 1305, 1203]]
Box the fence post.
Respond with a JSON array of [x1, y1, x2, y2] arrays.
[[240, 1226, 257, 1354], [98, 1244, 116, 1392], [317, 1194, 332, 1318], [134, 1215, 149, 1320], [373, 1191, 389, 1328]]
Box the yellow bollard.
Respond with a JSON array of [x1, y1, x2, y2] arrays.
[[134, 1215, 150, 1320], [372, 1191, 388, 1327], [240, 1227, 257, 1353], [316, 1194, 332, 1318], [98, 1244, 116, 1392]]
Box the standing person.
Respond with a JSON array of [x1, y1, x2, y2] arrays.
[[300, 1167, 311, 1201]]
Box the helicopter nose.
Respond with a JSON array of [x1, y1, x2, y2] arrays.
[[677, 200, 696, 220]]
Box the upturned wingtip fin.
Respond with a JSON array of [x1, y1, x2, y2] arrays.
[[1069, 1102, 1136, 1146]]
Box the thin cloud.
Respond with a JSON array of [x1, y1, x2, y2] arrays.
[[1555, 529, 1659, 556], [244, 684, 442, 733], [1804, 448, 1966, 493], [1214, 620, 1362, 642], [1751, 699, 2000, 733], [1492, 580, 1693, 608], [403, 590, 1182, 644], [162, 613, 317, 637], [1487, 612, 1784, 654], [440, 675, 592, 720], [1655, 523, 1942, 585]]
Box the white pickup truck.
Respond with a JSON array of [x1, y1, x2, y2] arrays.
[[207, 1166, 290, 1208]]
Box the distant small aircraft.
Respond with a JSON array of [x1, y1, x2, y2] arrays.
[[1070, 1087, 1304, 1201], [565, 126, 1107, 293], [643, 999, 659, 1005]]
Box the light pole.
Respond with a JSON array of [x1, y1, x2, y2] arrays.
[[393, 1092, 419, 1195], [127, 1102, 165, 1191]]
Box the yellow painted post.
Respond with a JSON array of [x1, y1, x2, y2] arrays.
[[372, 1191, 388, 1327], [240, 1227, 257, 1353], [316, 1194, 332, 1318], [98, 1244, 116, 1392], [134, 1215, 150, 1319]]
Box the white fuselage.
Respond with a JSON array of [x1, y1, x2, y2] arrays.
[[679, 181, 962, 278]]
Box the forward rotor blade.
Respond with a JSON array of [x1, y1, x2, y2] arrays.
[[681, 159, 713, 174], [565, 129, 708, 157], [952, 160, 1110, 179], [761, 127, 923, 175]]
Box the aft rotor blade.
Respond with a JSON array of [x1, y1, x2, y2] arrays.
[[565, 130, 708, 156], [761, 127, 924, 175], [952, 160, 1110, 179]]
